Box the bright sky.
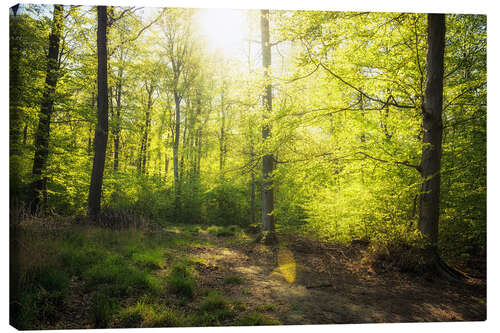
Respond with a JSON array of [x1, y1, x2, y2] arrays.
[[197, 8, 247, 57]]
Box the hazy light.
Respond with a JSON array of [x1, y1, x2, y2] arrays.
[[197, 8, 246, 56], [277, 247, 296, 284]]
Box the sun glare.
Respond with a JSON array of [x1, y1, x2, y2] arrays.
[[197, 8, 246, 56]]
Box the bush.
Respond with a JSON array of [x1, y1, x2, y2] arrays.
[[368, 227, 434, 274], [203, 182, 248, 226]]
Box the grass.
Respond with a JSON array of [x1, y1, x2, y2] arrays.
[[11, 222, 285, 329], [166, 261, 197, 298], [255, 303, 275, 312], [117, 300, 186, 327], [200, 291, 229, 312], [237, 313, 280, 326], [131, 248, 165, 270], [207, 225, 241, 237], [191, 291, 236, 326], [90, 293, 117, 328], [83, 254, 161, 297], [223, 275, 244, 285]]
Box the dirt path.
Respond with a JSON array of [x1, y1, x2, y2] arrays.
[[189, 233, 486, 325]]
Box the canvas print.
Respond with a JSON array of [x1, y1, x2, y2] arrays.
[[9, 2, 486, 330]]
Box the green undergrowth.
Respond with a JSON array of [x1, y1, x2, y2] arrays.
[[117, 300, 186, 327], [166, 261, 197, 299], [11, 222, 282, 329]]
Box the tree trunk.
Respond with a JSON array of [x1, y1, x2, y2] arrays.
[[250, 144, 256, 225], [219, 90, 226, 179], [88, 6, 109, 218], [29, 4, 64, 215], [113, 61, 123, 171], [418, 14, 446, 246], [258, 9, 277, 244], [10, 5, 23, 159], [141, 84, 153, 174], [173, 91, 181, 214]]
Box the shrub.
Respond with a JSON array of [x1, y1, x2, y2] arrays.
[[368, 227, 434, 274]]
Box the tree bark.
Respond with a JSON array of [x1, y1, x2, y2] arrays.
[[113, 56, 124, 171], [259, 9, 277, 244], [10, 5, 23, 159], [88, 6, 109, 218], [141, 83, 153, 174], [418, 14, 446, 246], [219, 89, 226, 178], [29, 4, 64, 215], [173, 91, 181, 213]]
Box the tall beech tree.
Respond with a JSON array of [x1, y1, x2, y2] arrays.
[[9, 5, 22, 159], [418, 14, 446, 246], [258, 9, 277, 244], [29, 4, 64, 214], [88, 6, 109, 217]]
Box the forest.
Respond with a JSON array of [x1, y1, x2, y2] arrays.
[[9, 3, 486, 329]]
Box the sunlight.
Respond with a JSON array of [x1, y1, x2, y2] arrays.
[[197, 8, 246, 56], [277, 248, 296, 284]]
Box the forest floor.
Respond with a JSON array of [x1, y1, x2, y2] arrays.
[[11, 221, 486, 329], [190, 232, 486, 324]]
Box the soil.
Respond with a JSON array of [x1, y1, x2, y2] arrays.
[[188, 232, 486, 325]]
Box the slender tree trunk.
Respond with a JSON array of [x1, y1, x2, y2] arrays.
[[173, 91, 181, 214], [29, 4, 64, 215], [219, 90, 226, 179], [22, 123, 28, 145], [418, 14, 446, 246], [180, 110, 188, 182], [10, 5, 23, 159], [141, 84, 153, 174], [165, 153, 169, 179], [113, 60, 123, 171], [250, 143, 256, 225], [88, 6, 109, 218], [88, 91, 95, 155], [259, 9, 277, 244]]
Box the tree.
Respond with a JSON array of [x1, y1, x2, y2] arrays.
[[29, 4, 64, 214], [161, 9, 197, 216], [258, 9, 277, 244], [88, 6, 109, 217], [418, 14, 446, 247], [9, 5, 22, 159]]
